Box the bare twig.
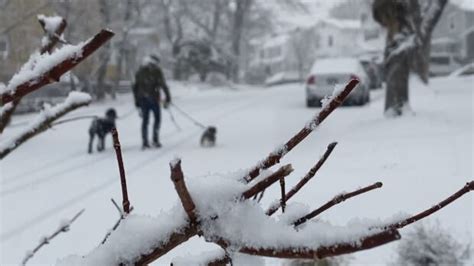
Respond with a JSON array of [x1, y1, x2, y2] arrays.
[[101, 198, 134, 245], [384, 181, 474, 230], [257, 190, 265, 203], [111, 128, 130, 214], [267, 142, 338, 216], [0, 100, 19, 133], [242, 164, 294, 199], [244, 80, 359, 183], [1, 29, 114, 105], [279, 177, 286, 213], [293, 182, 383, 227], [215, 228, 400, 260], [170, 159, 198, 223], [21, 209, 84, 265]]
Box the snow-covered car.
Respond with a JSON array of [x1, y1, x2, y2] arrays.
[[429, 54, 461, 77], [305, 57, 370, 107], [449, 63, 474, 77]]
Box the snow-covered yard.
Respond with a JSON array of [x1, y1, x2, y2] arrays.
[[1, 76, 472, 265]]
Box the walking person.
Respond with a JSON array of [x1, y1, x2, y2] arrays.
[[132, 54, 171, 149]]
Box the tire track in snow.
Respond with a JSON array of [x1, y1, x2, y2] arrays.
[[0, 90, 262, 195]]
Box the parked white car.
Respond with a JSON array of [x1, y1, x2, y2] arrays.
[[449, 62, 474, 77], [429, 54, 461, 77], [305, 57, 370, 107]]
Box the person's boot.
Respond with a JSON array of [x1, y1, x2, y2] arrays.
[[142, 141, 151, 150], [152, 135, 162, 148]]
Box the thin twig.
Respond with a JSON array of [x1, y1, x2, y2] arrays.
[[280, 177, 286, 213], [38, 16, 67, 55], [384, 181, 474, 230], [257, 190, 265, 203], [101, 198, 134, 245], [111, 128, 130, 214], [267, 142, 338, 216], [170, 159, 198, 223], [244, 80, 359, 183], [21, 209, 84, 265], [242, 164, 294, 199], [293, 182, 383, 227]]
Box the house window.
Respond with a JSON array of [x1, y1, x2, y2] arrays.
[[328, 35, 334, 47]]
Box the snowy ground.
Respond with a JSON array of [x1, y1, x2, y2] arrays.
[[1, 76, 472, 265]]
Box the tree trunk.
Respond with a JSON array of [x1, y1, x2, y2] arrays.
[[231, 0, 252, 83], [96, 0, 111, 101], [384, 52, 410, 116]]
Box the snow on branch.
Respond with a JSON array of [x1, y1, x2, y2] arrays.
[[22, 209, 84, 266], [170, 159, 198, 224], [37, 15, 67, 54], [244, 79, 359, 183], [0, 29, 114, 105], [0, 92, 91, 159]]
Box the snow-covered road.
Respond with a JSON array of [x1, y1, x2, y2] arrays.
[[1, 77, 472, 265]]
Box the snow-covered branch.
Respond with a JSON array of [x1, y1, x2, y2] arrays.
[[244, 79, 359, 183], [38, 15, 68, 55], [0, 29, 114, 105], [419, 0, 448, 41], [0, 92, 91, 159], [22, 209, 84, 265]]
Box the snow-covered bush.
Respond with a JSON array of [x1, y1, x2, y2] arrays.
[[395, 222, 470, 266]]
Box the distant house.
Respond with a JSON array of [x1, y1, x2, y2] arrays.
[[247, 15, 384, 85], [432, 1, 474, 63]]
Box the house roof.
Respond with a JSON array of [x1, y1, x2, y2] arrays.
[[452, 0, 474, 11]]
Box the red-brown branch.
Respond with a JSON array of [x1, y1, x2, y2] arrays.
[[111, 128, 130, 214], [1, 29, 114, 105], [170, 159, 198, 223], [242, 164, 294, 199], [267, 142, 338, 216], [38, 16, 67, 55], [385, 181, 474, 230], [244, 80, 359, 183], [207, 252, 232, 266], [293, 182, 383, 227], [216, 229, 399, 260]]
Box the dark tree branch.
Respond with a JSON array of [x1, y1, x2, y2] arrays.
[[242, 164, 294, 199], [170, 159, 198, 223], [216, 229, 400, 260], [293, 182, 383, 227], [1, 29, 114, 105], [21, 209, 84, 265], [267, 142, 338, 216], [279, 176, 286, 213], [385, 181, 474, 230], [244, 80, 359, 183], [111, 128, 130, 214], [0, 100, 19, 134]]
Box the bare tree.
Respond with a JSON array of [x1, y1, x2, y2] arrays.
[[372, 0, 448, 116]]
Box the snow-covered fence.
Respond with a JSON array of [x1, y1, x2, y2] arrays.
[[0, 15, 114, 160], [57, 78, 473, 265]]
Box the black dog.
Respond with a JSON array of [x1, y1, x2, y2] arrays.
[[88, 108, 117, 153], [200, 126, 217, 147]]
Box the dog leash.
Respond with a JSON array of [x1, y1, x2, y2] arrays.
[[170, 103, 207, 129], [52, 115, 98, 126], [166, 107, 182, 131]]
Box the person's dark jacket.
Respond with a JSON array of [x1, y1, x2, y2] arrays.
[[132, 63, 171, 107]]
